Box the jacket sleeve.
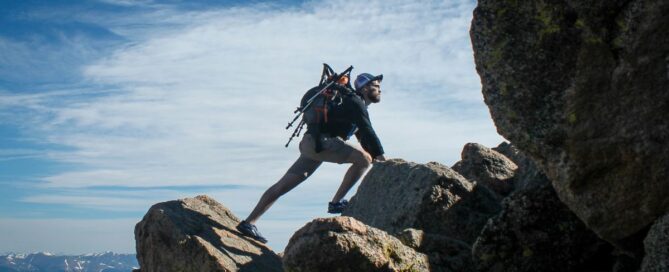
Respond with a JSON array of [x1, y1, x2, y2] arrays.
[[350, 98, 384, 157]]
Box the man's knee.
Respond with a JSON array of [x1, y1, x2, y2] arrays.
[[348, 150, 372, 168], [286, 156, 321, 179]]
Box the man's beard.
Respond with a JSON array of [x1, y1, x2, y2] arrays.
[[368, 93, 381, 103]]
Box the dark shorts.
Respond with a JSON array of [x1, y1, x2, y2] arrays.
[[286, 134, 363, 178]]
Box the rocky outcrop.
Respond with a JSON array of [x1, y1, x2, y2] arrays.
[[470, 0, 669, 244], [133, 150, 633, 271], [452, 142, 518, 196], [640, 213, 669, 272], [472, 184, 612, 272], [282, 216, 429, 272], [134, 195, 282, 272], [342, 158, 501, 244], [396, 228, 473, 272], [492, 142, 550, 191]]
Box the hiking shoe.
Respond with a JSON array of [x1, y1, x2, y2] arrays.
[[236, 220, 268, 243], [328, 199, 349, 214]]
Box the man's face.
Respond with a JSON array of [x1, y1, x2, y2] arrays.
[[363, 80, 382, 103]]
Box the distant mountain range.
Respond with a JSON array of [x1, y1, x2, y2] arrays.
[[0, 252, 138, 272]]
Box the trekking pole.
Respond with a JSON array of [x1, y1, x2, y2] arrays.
[[285, 65, 353, 130], [285, 80, 335, 130], [286, 110, 304, 129], [304, 65, 353, 107], [285, 119, 305, 147]]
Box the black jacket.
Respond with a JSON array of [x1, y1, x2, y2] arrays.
[[303, 87, 384, 157]]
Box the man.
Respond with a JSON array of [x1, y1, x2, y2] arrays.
[[236, 72, 386, 243]]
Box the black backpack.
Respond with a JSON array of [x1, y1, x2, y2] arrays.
[[285, 64, 354, 149]]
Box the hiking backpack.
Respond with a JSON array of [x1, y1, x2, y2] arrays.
[[285, 64, 355, 148]]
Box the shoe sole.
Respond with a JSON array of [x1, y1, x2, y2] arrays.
[[236, 225, 268, 243]]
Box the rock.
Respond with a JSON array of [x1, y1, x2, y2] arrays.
[[282, 216, 429, 272], [342, 158, 501, 244], [396, 229, 473, 272], [452, 142, 518, 196], [493, 142, 551, 191], [396, 228, 424, 249], [612, 249, 643, 272], [470, 0, 669, 243], [640, 213, 669, 272], [134, 195, 282, 272], [472, 184, 613, 272]]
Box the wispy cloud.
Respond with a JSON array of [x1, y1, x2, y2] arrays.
[[3, 0, 500, 190]]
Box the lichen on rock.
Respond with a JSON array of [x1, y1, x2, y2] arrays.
[[470, 0, 669, 245], [282, 217, 429, 272]]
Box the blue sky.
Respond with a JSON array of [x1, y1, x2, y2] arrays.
[[0, 0, 503, 254]]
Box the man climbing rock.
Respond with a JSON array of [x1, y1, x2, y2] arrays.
[[237, 72, 387, 243]]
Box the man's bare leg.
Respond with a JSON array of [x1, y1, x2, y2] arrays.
[[245, 172, 308, 224], [331, 149, 373, 203]]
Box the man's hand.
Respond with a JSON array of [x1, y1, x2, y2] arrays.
[[374, 155, 386, 162]]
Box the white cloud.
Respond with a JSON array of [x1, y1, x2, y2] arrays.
[[21, 195, 150, 212], [95, 0, 153, 7], [12, 0, 501, 189], [0, 149, 46, 161]]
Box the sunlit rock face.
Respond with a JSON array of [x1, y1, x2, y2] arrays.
[[282, 216, 430, 272], [134, 195, 282, 272], [343, 158, 501, 244]]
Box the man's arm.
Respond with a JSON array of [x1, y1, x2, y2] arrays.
[[355, 130, 385, 162], [350, 98, 384, 158]]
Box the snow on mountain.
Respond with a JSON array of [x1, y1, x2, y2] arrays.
[[0, 252, 138, 272]]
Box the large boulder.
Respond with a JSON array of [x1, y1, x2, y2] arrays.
[[342, 159, 501, 244], [470, 0, 669, 243], [452, 142, 518, 196], [472, 184, 612, 272], [134, 195, 282, 272], [640, 213, 669, 272], [282, 216, 429, 272]]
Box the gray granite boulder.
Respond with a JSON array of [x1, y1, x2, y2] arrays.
[[470, 0, 669, 244], [134, 195, 282, 272], [343, 158, 501, 244], [282, 216, 429, 272], [452, 142, 518, 196]]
